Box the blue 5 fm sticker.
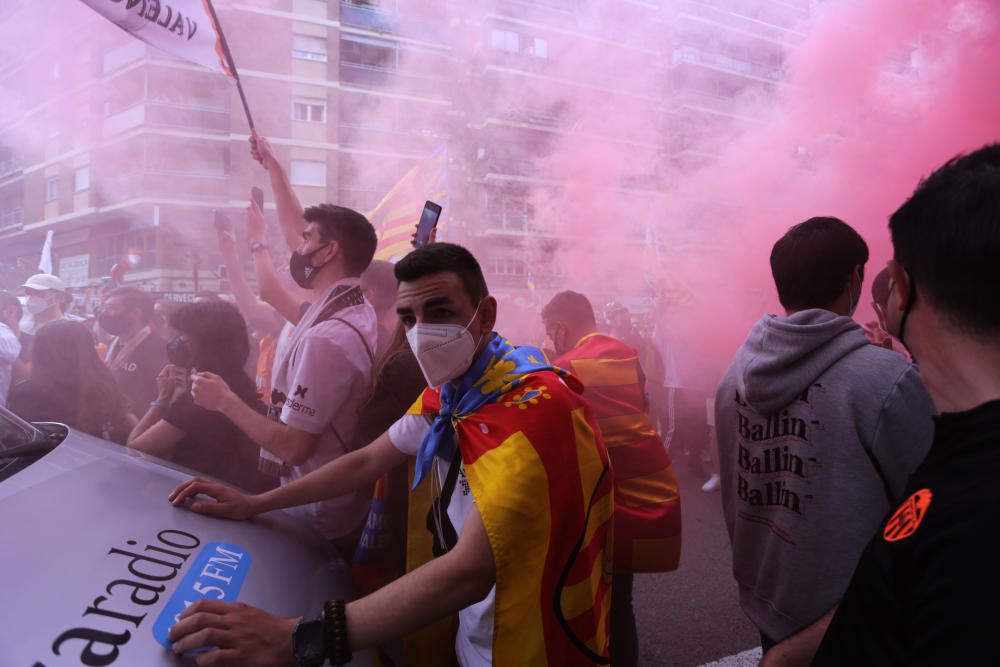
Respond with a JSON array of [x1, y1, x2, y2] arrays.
[[152, 542, 252, 648]]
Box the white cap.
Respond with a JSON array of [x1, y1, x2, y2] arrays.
[[20, 273, 67, 293]]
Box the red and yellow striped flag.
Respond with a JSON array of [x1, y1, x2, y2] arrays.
[[369, 145, 448, 261], [556, 333, 682, 574], [405, 367, 614, 665]]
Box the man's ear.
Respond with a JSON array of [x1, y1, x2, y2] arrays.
[[323, 239, 341, 264], [887, 260, 911, 313], [480, 296, 498, 332]]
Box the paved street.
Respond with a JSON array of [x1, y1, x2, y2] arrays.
[[634, 465, 760, 666]]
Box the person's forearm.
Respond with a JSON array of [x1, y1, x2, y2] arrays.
[[265, 159, 306, 253], [128, 405, 164, 444], [217, 391, 308, 463], [253, 445, 381, 515], [762, 607, 837, 666], [345, 544, 494, 649], [253, 246, 303, 325], [221, 246, 268, 324]]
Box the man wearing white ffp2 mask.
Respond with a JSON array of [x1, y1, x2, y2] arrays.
[[405, 300, 484, 388]]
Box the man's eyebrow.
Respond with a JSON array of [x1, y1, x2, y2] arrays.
[[424, 297, 456, 309], [396, 305, 414, 314]]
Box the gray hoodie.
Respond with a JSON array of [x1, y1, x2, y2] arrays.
[[716, 309, 935, 642]]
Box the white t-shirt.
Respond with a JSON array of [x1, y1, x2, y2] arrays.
[[270, 281, 379, 540], [0, 323, 21, 407], [389, 414, 495, 667]]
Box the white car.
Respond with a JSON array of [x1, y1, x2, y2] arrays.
[[0, 406, 372, 666]]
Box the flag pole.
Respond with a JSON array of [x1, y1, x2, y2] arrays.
[[204, 0, 255, 130]]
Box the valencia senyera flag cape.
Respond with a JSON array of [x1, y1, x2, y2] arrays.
[[557, 333, 682, 573], [406, 335, 614, 665]]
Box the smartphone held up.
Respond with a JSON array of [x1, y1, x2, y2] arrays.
[[413, 200, 442, 248]]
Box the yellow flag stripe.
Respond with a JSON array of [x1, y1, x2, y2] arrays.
[[598, 413, 657, 446], [569, 357, 640, 388], [464, 431, 550, 666], [616, 466, 679, 508]]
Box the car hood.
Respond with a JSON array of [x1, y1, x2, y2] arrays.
[[0, 428, 372, 666]]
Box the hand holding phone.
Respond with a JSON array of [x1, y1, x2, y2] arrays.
[[213, 209, 233, 233], [246, 189, 266, 242], [413, 201, 442, 248]]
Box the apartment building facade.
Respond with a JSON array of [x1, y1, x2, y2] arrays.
[[0, 0, 813, 306]]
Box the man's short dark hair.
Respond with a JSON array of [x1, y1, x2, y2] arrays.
[[770, 216, 869, 312], [0, 291, 22, 320], [104, 287, 153, 324], [304, 204, 377, 277], [542, 291, 597, 328], [394, 243, 489, 305], [890, 143, 1000, 336]]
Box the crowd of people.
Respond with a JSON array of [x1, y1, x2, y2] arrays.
[[1, 138, 998, 666]]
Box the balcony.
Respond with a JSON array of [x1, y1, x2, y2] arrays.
[[103, 101, 230, 137], [671, 45, 783, 83], [669, 90, 747, 116], [339, 62, 450, 99], [338, 123, 439, 153], [95, 171, 229, 206], [340, 3, 395, 32], [340, 2, 446, 41], [673, 0, 805, 44], [0, 208, 23, 233]]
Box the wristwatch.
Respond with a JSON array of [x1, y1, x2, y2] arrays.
[[292, 616, 327, 667], [249, 240, 269, 252]]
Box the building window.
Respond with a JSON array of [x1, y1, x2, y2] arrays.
[[74, 166, 90, 192], [292, 35, 328, 62], [290, 160, 327, 187], [486, 258, 526, 275], [45, 177, 59, 202], [532, 37, 548, 59], [292, 99, 327, 123], [491, 28, 520, 54]]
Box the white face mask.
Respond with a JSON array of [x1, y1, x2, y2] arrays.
[[25, 294, 52, 315], [406, 304, 483, 388]]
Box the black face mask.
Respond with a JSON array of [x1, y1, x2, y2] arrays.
[[98, 312, 129, 337], [289, 244, 330, 289], [166, 336, 194, 369], [897, 269, 917, 354]]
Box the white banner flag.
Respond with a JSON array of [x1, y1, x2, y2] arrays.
[[38, 230, 54, 275], [78, 0, 234, 77]]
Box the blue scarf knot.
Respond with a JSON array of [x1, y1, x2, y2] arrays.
[[412, 333, 561, 488]]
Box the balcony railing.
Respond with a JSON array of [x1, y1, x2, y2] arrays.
[[338, 123, 439, 152], [340, 2, 447, 41], [671, 45, 783, 82], [674, 0, 805, 42], [0, 209, 23, 233], [670, 90, 742, 114], [95, 171, 229, 205], [103, 101, 230, 137], [339, 62, 450, 99]]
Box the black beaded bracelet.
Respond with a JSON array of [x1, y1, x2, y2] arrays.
[[322, 599, 352, 666]]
